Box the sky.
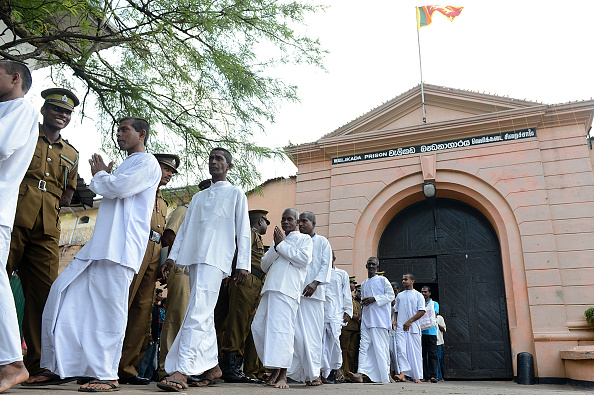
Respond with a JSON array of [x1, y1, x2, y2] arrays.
[[25, 0, 594, 186]]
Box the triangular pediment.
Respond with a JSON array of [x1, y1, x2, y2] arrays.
[[320, 84, 542, 140]]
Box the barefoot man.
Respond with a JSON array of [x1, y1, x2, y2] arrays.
[[0, 59, 38, 393], [159, 148, 251, 391], [393, 273, 426, 383], [252, 208, 313, 389]]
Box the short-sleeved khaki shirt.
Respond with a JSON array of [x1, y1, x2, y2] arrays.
[[165, 205, 188, 234], [13, 127, 78, 236]]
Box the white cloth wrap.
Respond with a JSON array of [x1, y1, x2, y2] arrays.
[[252, 291, 298, 369], [320, 321, 342, 377], [164, 263, 225, 376], [41, 258, 134, 380], [357, 327, 390, 383], [288, 297, 324, 382], [0, 225, 22, 365], [396, 329, 423, 380]]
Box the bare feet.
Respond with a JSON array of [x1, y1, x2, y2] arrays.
[[159, 371, 188, 390], [346, 372, 363, 383], [273, 368, 289, 389], [79, 380, 118, 391], [191, 364, 222, 387], [266, 369, 280, 386], [395, 372, 406, 382], [414, 379, 422, 383], [0, 361, 29, 393], [306, 377, 322, 386]]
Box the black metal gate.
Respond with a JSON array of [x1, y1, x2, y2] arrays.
[[378, 198, 512, 379]]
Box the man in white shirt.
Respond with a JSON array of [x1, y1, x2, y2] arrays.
[[320, 251, 352, 383], [389, 282, 401, 379], [252, 208, 313, 389], [38, 117, 162, 391], [0, 59, 37, 393], [288, 211, 331, 386], [393, 273, 426, 383], [348, 257, 395, 383], [159, 148, 251, 391]]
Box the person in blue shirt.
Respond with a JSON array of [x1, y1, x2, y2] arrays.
[[421, 286, 439, 383]]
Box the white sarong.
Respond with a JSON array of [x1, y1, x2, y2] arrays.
[[165, 263, 224, 376], [358, 327, 390, 383], [41, 258, 133, 380], [389, 329, 400, 374], [320, 321, 342, 378], [252, 291, 298, 369], [288, 297, 324, 382], [0, 225, 22, 365], [396, 329, 423, 380]]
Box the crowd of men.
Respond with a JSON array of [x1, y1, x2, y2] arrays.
[[0, 60, 446, 393]]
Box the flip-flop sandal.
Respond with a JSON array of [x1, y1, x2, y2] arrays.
[[22, 372, 76, 386], [157, 378, 188, 392], [188, 377, 215, 387], [78, 380, 120, 392]]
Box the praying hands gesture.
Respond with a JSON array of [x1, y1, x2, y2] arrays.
[[89, 153, 114, 176], [273, 226, 284, 250]]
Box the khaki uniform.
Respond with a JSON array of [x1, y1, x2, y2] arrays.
[[7, 127, 78, 375], [119, 189, 167, 379], [157, 205, 190, 380], [341, 296, 362, 374]]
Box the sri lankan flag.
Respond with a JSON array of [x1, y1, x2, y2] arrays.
[[417, 5, 463, 29]]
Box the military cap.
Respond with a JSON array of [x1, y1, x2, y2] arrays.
[[198, 179, 211, 190], [355, 285, 361, 291], [154, 153, 180, 173], [41, 88, 79, 111], [249, 209, 270, 225], [349, 275, 357, 284], [376, 271, 385, 276]]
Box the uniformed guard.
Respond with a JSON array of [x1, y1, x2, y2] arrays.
[[341, 276, 362, 378], [7, 88, 79, 378], [118, 153, 178, 385], [220, 209, 270, 383]]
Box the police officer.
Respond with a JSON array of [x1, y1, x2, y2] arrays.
[[118, 153, 178, 384], [220, 209, 269, 383], [341, 277, 362, 378], [7, 88, 79, 377]]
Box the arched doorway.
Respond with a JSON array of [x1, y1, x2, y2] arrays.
[[378, 198, 513, 379]]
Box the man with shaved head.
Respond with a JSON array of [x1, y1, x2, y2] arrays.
[[252, 208, 313, 389]]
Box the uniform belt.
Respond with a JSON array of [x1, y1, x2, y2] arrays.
[[21, 178, 63, 198], [251, 267, 266, 281]]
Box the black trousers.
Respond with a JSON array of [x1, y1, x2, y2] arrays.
[[422, 334, 438, 379]]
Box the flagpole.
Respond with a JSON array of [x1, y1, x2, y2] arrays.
[[416, 7, 427, 124]]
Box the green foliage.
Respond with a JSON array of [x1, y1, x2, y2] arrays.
[[1, 0, 325, 189], [586, 307, 594, 325]]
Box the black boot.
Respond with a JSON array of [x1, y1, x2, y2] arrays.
[[221, 353, 257, 383]]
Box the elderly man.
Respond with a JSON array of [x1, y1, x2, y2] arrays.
[[0, 59, 37, 392], [252, 208, 313, 389], [288, 211, 332, 386], [159, 148, 251, 391], [38, 117, 161, 391], [117, 154, 179, 385]]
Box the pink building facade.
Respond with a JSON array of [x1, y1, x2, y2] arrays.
[[285, 85, 594, 384]]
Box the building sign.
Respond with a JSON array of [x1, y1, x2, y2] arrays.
[[332, 128, 537, 165]]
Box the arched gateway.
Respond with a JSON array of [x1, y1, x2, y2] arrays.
[[378, 198, 513, 380]]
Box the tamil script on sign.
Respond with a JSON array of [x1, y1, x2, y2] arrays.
[[332, 129, 536, 165]]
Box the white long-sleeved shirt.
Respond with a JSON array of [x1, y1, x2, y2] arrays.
[[393, 289, 426, 334], [323, 267, 353, 324], [168, 180, 250, 276], [361, 275, 395, 330], [261, 230, 313, 301], [302, 234, 332, 301], [0, 98, 39, 229], [74, 152, 161, 272]]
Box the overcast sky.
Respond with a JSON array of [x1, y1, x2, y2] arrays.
[[26, 0, 594, 185]]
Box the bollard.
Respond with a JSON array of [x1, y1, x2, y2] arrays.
[[516, 352, 535, 385]]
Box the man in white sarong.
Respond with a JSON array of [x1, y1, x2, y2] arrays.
[[39, 117, 161, 391], [159, 148, 251, 391], [320, 251, 352, 383], [348, 257, 395, 384], [0, 60, 37, 392], [389, 282, 401, 378], [252, 208, 313, 389], [393, 273, 426, 383], [288, 211, 331, 386]]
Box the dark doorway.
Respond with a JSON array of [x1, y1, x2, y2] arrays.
[[378, 198, 512, 379]]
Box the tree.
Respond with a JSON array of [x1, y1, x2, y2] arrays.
[[0, 0, 325, 188]]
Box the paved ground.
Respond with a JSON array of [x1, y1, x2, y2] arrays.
[[7, 380, 592, 395]]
